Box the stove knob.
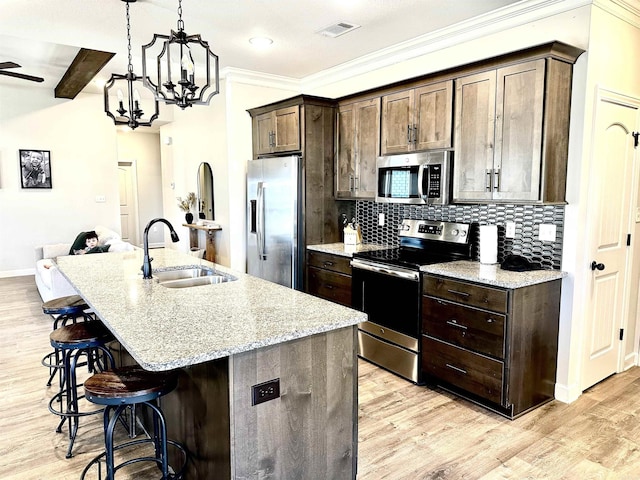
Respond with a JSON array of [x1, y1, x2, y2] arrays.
[[451, 229, 459, 236], [459, 230, 467, 237]]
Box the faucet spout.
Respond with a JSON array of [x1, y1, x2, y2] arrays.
[[142, 218, 180, 279]]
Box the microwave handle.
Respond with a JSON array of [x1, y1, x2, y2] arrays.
[[417, 164, 426, 199]]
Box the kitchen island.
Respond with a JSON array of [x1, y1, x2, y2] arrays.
[[56, 248, 365, 479]]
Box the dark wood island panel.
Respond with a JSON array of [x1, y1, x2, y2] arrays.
[[122, 326, 357, 479]]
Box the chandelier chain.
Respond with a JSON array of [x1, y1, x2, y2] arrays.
[[126, 1, 133, 73], [177, 0, 184, 31]]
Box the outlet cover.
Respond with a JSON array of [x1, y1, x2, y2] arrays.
[[505, 221, 516, 239], [251, 378, 280, 406], [538, 223, 557, 242], [95, 195, 106, 203]]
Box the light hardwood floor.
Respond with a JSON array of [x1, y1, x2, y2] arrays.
[[2, 275, 640, 479]]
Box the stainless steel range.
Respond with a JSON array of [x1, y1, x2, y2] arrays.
[[351, 219, 471, 384]]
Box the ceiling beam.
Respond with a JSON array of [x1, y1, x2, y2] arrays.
[[54, 48, 115, 99]]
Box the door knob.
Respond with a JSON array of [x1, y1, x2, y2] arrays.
[[591, 261, 605, 271]]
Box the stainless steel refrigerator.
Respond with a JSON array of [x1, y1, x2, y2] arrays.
[[247, 156, 303, 290]]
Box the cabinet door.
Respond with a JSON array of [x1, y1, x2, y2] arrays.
[[453, 71, 496, 202], [255, 112, 274, 155], [381, 90, 412, 154], [273, 106, 300, 153], [354, 98, 380, 198], [414, 80, 453, 151], [335, 104, 356, 198], [493, 60, 545, 201]]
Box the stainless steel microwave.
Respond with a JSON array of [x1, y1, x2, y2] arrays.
[[375, 151, 452, 204]]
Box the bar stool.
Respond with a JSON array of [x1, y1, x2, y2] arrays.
[[49, 321, 115, 458], [80, 366, 188, 479], [41, 295, 93, 387]]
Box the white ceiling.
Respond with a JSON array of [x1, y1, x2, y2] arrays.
[[0, 0, 528, 94]]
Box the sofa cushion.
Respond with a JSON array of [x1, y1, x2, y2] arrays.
[[42, 243, 72, 259], [95, 225, 121, 245]]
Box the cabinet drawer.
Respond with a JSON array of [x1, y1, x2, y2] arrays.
[[422, 297, 505, 359], [422, 336, 503, 405], [307, 251, 352, 275], [423, 275, 507, 313], [307, 267, 352, 307]]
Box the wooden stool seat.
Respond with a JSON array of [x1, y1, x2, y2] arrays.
[[42, 294, 88, 316], [50, 322, 113, 350], [84, 367, 178, 405]]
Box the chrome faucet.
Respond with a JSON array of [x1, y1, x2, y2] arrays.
[[142, 218, 180, 279]]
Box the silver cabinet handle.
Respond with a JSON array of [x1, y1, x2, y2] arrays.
[[485, 169, 492, 191], [447, 289, 470, 298], [446, 320, 468, 330], [494, 168, 500, 191], [446, 363, 467, 374], [412, 124, 417, 144], [406, 125, 412, 144]]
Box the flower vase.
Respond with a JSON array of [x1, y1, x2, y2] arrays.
[[185, 212, 194, 224]]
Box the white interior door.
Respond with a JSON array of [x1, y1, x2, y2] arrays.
[[118, 162, 139, 246], [581, 91, 638, 390]]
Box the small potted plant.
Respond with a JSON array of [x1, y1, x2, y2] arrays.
[[177, 192, 196, 224]]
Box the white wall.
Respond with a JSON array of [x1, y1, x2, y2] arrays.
[[0, 89, 120, 276]]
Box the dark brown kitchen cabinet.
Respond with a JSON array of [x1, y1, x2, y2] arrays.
[[254, 105, 300, 155], [306, 251, 352, 307], [421, 274, 561, 419], [335, 98, 380, 199], [381, 80, 453, 155], [452, 45, 582, 203]]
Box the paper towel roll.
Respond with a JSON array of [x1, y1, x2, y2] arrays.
[[479, 225, 498, 264]]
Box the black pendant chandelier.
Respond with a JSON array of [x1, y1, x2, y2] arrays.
[[104, 0, 159, 129], [141, 0, 219, 109]]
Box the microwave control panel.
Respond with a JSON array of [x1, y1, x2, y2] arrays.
[[424, 165, 442, 199]]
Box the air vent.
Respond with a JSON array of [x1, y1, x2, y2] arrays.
[[316, 22, 361, 38]]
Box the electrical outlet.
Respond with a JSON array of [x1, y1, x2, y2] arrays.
[[95, 195, 106, 203], [251, 378, 280, 406], [505, 221, 516, 239], [538, 223, 557, 242], [635, 207, 640, 223]]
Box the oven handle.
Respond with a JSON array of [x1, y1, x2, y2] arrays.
[[351, 259, 420, 282]]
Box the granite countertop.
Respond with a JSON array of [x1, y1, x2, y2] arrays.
[[56, 249, 366, 372], [421, 260, 567, 289], [307, 242, 390, 258]]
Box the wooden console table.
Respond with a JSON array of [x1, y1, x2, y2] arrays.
[[183, 223, 221, 262]]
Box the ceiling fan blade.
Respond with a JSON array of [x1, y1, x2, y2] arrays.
[[0, 61, 21, 70], [0, 70, 44, 82]]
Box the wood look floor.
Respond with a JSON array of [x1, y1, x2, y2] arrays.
[[3, 276, 640, 479]]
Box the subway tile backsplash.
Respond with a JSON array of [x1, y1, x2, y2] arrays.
[[355, 201, 564, 270]]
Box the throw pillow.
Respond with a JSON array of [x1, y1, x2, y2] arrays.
[[86, 245, 111, 254]]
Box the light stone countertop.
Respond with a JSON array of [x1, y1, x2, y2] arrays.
[[421, 260, 567, 289], [306, 242, 390, 258], [56, 248, 366, 372]]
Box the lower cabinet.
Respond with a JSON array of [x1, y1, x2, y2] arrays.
[[421, 274, 561, 419], [306, 250, 352, 307]]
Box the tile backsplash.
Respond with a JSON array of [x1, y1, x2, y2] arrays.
[[354, 201, 564, 270]]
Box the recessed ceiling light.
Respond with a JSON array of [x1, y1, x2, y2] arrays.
[[249, 37, 273, 48]]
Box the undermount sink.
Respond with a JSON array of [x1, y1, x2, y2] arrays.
[[153, 266, 237, 288]]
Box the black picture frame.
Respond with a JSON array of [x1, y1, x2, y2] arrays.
[[20, 149, 52, 189]]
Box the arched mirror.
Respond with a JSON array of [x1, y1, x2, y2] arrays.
[[197, 162, 215, 220]]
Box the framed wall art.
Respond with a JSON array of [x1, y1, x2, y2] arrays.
[[20, 149, 52, 189]]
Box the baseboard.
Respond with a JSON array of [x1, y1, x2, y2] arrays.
[[0, 268, 35, 278], [554, 381, 582, 404], [623, 351, 637, 371]]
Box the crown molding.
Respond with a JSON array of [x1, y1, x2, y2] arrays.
[[222, 0, 593, 93], [221, 67, 302, 92], [593, 0, 640, 27]]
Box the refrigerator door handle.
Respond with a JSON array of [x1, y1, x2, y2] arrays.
[[257, 182, 267, 260]]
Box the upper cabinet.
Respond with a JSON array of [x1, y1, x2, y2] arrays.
[[453, 51, 579, 203], [254, 105, 300, 155], [381, 80, 453, 155], [336, 98, 380, 199]]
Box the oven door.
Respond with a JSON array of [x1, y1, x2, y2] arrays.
[[351, 259, 422, 383]]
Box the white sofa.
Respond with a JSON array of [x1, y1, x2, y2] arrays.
[[34, 225, 136, 302]]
